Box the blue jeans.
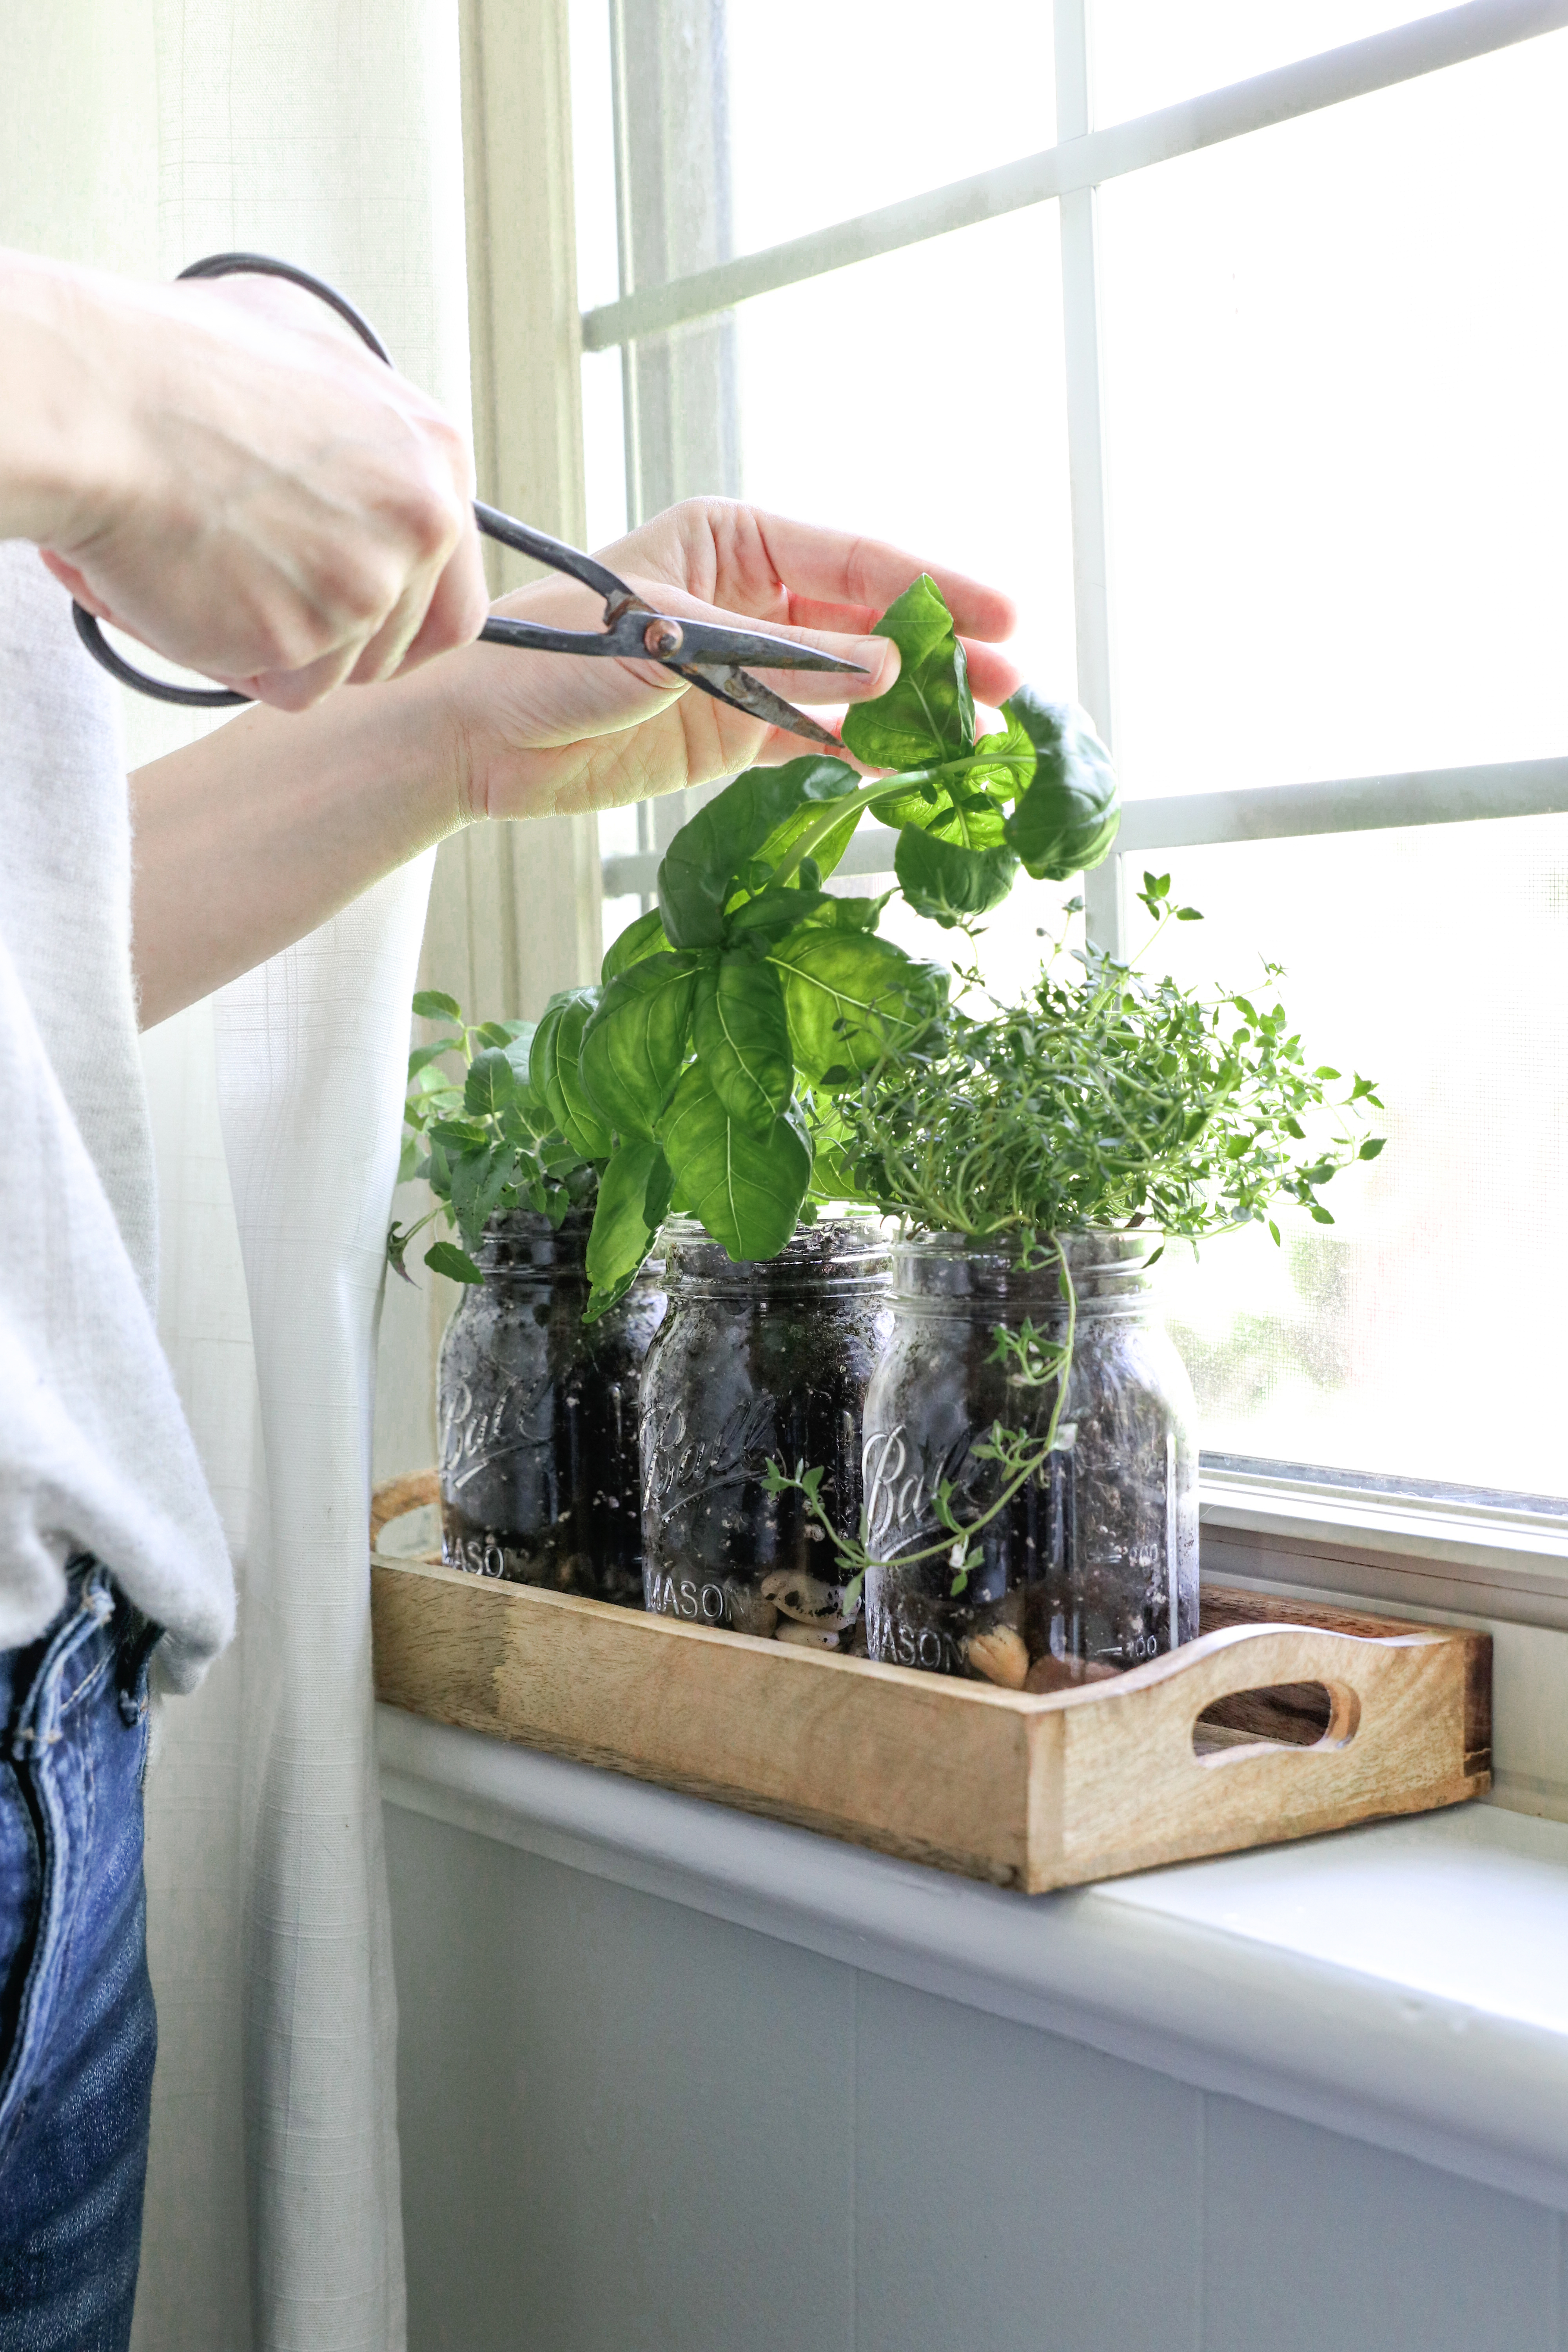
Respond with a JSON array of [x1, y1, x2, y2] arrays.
[[0, 1564, 160, 2352]]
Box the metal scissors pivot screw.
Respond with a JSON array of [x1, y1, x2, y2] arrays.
[[72, 252, 863, 751]]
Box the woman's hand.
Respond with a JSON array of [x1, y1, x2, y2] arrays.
[[129, 496, 1023, 1024], [2, 250, 489, 710], [430, 499, 1022, 822]]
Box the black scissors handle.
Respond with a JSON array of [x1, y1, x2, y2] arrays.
[[72, 254, 861, 748]]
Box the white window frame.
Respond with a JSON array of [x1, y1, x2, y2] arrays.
[[573, 0, 1568, 1634]]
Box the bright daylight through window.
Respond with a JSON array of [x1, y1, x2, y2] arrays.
[[568, 0, 1568, 1513]]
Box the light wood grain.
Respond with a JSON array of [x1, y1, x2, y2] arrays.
[[371, 1534, 1490, 1893]]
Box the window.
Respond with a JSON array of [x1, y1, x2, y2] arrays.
[[566, 0, 1568, 1578]]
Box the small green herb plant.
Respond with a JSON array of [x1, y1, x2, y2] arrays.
[[533, 574, 1120, 1318], [387, 991, 601, 1286], [766, 873, 1385, 1605]]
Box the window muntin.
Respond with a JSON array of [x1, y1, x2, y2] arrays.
[[1090, 1, 1438, 124]]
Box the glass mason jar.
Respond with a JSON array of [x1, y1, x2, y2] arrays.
[[639, 1216, 893, 1645], [861, 1230, 1198, 1690], [437, 1208, 666, 1606]]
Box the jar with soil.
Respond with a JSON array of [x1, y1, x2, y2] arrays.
[[639, 1216, 893, 1647], [861, 1230, 1197, 1690], [437, 1208, 666, 1606]]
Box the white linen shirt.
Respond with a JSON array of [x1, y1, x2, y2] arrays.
[[0, 541, 232, 1684]]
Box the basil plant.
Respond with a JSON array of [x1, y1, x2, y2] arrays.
[[517, 576, 1119, 1318]]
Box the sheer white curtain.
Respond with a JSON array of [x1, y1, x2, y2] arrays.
[[0, 5, 470, 2345]]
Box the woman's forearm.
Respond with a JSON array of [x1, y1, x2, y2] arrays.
[[129, 675, 468, 1029]]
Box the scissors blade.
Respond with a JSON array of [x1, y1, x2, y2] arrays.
[[671, 661, 851, 754], [663, 618, 866, 674]]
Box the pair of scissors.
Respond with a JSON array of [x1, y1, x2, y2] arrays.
[[72, 252, 860, 750]]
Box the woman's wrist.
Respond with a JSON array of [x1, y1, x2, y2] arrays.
[[0, 254, 129, 547]]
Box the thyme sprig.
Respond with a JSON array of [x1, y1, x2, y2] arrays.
[[832, 874, 1383, 1245]]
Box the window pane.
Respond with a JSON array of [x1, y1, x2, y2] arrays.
[[724, 2, 1054, 257], [1138, 814, 1568, 1499], [1098, 35, 1568, 798], [1092, 1, 1438, 125], [569, 0, 620, 312], [727, 207, 1078, 706]]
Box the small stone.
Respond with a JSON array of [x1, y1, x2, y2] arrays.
[[774, 1620, 838, 1648], [964, 1626, 1029, 1690]]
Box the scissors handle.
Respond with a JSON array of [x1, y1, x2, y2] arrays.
[[71, 253, 862, 750]]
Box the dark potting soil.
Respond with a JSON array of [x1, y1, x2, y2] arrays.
[[862, 1243, 1198, 1689], [639, 1221, 891, 1647], [438, 1210, 666, 1608]]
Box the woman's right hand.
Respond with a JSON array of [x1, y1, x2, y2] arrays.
[[2, 250, 489, 710]]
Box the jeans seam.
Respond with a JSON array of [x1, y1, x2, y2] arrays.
[[0, 1607, 105, 2154]]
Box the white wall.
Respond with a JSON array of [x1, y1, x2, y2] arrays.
[[385, 1802, 1567, 2352]]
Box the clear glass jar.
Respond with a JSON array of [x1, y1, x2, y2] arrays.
[[437, 1208, 666, 1606], [639, 1216, 892, 1645], [861, 1230, 1198, 1689]]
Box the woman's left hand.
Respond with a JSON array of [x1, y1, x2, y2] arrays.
[[428, 497, 1022, 823]]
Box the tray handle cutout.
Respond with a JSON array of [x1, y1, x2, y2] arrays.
[[1193, 1679, 1361, 1763]]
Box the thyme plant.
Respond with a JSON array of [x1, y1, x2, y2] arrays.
[[769, 875, 1385, 1603]]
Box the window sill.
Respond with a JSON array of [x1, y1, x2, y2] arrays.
[[1201, 1466, 1568, 1632], [379, 1701, 1568, 2213]]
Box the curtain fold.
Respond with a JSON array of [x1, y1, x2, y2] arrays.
[[15, 4, 475, 2345], [212, 857, 437, 2350]]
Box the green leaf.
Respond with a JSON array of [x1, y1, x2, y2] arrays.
[[658, 759, 856, 949], [425, 1239, 483, 1285], [643, 1146, 674, 1229], [449, 1140, 517, 1254], [464, 1047, 519, 1118], [584, 1136, 660, 1318], [841, 576, 973, 771], [1002, 689, 1120, 879], [412, 989, 463, 1022], [407, 1041, 454, 1080], [529, 989, 613, 1159], [691, 955, 794, 1134], [579, 952, 704, 1139], [657, 1063, 811, 1261], [743, 756, 864, 889], [894, 827, 1019, 929], [601, 905, 672, 981], [1359, 1136, 1387, 1160], [769, 926, 947, 1087]]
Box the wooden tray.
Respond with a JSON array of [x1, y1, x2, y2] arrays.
[[370, 1480, 1490, 1895]]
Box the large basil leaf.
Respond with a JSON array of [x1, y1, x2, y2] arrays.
[[579, 952, 704, 1140], [657, 1063, 811, 1261], [691, 955, 794, 1135], [584, 1135, 661, 1320], [1002, 688, 1120, 879], [529, 989, 613, 1160], [601, 905, 671, 980], [769, 927, 947, 1086], [841, 575, 974, 773], [657, 758, 855, 949], [894, 828, 1019, 929]]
